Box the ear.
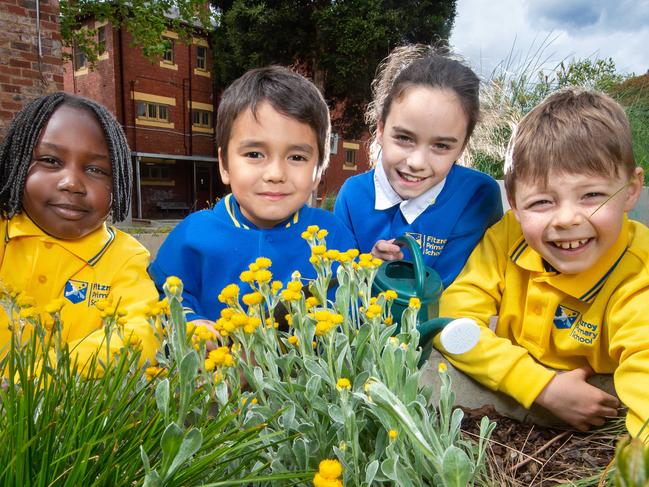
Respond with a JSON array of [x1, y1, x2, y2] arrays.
[[218, 147, 230, 186], [376, 121, 385, 147], [623, 167, 644, 212]]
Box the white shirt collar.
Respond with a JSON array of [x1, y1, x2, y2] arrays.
[[373, 159, 446, 224]]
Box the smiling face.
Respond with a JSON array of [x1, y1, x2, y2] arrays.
[[377, 86, 468, 200], [511, 168, 643, 274], [22, 105, 113, 240], [218, 102, 320, 228]]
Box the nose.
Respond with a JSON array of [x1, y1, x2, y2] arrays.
[[57, 167, 86, 194], [405, 147, 430, 172], [262, 157, 287, 183], [552, 201, 586, 228]]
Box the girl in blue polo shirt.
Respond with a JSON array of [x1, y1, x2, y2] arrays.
[[334, 45, 503, 287]]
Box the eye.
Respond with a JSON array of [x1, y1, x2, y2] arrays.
[[87, 165, 111, 177], [584, 192, 606, 199], [288, 154, 308, 162], [527, 199, 552, 209], [433, 143, 450, 151], [393, 134, 413, 144], [35, 156, 60, 167], [244, 151, 264, 159]]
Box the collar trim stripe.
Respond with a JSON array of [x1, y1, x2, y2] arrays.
[[87, 227, 115, 266], [510, 239, 527, 263], [285, 209, 300, 228], [224, 194, 241, 229], [579, 249, 627, 302]]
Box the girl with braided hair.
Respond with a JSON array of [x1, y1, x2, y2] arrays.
[[0, 92, 159, 368]]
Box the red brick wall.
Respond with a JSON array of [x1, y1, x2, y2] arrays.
[[63, 25, 215, 159], [318, 133, 371, 202], [0, 0, 63, 136]]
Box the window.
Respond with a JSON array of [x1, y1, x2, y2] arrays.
[[196, 45, 207, 70], [97, 25, 106, 54], [192, 109, 212, 128], [137, 101, 170, 122], [162, 38, 174, 63], [73, 42, 86, 70], [141, 163, 173, 181], [344, 149, 356, 167]]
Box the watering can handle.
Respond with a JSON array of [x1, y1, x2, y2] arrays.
[[393, 235, 426, 297]]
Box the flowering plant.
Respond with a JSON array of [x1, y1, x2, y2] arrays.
[[209, 225, 495, 486]]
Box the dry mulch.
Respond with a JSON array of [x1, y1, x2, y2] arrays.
[[460, 406, 622, 486]]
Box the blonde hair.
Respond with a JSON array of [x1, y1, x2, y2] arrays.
[[505, 87, 635, 203]]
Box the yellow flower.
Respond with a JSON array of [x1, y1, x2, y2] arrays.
[[359, 253, 373, 262], [287, 281, 302, 292], [288, 335, 299, 345], [19, 307, 38, 319], [248, 262, 260, 272], [384, 316, 393, 325], [44, 298, 66, 314], [204, 358, 215, 372], [16, 294, 36, 308], [144, 366, 168, 380], [280, 290, 301, 302], [317, 229, 328, 239], [255, 257, 272, 269], [284, 314, 293, 326], [165, 276, 182, 287], [409, 297, 421, 310], [312, 245, 327, 256], [384, 290, 398, 301], [123, 333, 142, 350], [315, 459, 343, 485], [239, 270, 255, 283], [336, 253, 350, 263], [314, 321, 333, 336], [244, 316, 261, 333], [346, 248, 359, 259], [305, 296, 319, 309], [372, 258, 383, 267], [218, 283, 240, 304], [254, 269, 272, 284], [242, 291, 263, 306], [388, 429, 398, 440], [336, 378, 351, 390], [301, 230, 313, 240], [365, 304, 382, 319], [307, 225, 320, 233], [438, 362, 448, 373], [271, 280, 283, 293]]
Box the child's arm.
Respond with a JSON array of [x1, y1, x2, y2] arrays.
[[437, 216, 556, 409], [534, 366, 620, 431], [64, 250, 160, 369], [371, 239, 404, 261]]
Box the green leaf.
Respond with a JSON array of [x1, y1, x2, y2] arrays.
[[160, 423, 184, 476], [328, 404, 345, 424], [179, 351, 199, 386], [155, 378, 170, 421], [167, 428, 203, 478], [281, 402, 296, 431], [292, 437, 310, 470], [365, 459, 379, 485], [143, 470, 163, 487], [440, 446, 473, 487], [303, 357, 332, 385], [305, 374, 321, 402], [140, 445, 151, 474]]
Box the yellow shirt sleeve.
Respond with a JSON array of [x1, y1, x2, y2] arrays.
[[437, 215, 555, 408]]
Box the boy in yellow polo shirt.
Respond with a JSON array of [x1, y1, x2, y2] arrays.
[[432, 88, 649, 437], [0, 93, 159, 368]]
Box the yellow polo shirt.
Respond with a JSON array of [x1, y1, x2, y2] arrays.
[[438, 211, 649, 437], [0, 213, 159, 368]]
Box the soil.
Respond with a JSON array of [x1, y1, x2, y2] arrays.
[[460, 406, 621, 486]]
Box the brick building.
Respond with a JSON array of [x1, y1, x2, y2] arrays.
[[63, 20, 222, 219], [0, 0, 63, 136]]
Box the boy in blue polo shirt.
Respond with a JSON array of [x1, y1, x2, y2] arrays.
[[150, 66, 355, 324]]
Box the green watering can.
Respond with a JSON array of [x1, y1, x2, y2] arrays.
[[372, 235, 480, 357]]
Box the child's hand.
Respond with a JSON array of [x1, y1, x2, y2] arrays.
[[372, 239, 404, 261], [535, 366, 620, 432], [190, 319, 220, 351]]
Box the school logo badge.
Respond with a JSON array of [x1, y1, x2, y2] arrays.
[[64, 280, 88, 304], [553, 305, 580, 330]]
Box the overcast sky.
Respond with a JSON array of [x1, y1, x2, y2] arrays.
[[450, 0, 649, 78]]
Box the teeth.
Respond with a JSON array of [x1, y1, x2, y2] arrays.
[[554, 239, 589, 250], [400, 172, 424, 182]]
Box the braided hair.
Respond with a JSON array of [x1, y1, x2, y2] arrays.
[[0, 92, 132, 222]]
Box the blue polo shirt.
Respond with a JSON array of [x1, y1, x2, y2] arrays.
[[150, 194, 356, 321], [334, 164, 503, 287]]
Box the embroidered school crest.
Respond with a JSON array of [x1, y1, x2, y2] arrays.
[[553, 305, 580, 330], [64, 280, 88, 304]]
